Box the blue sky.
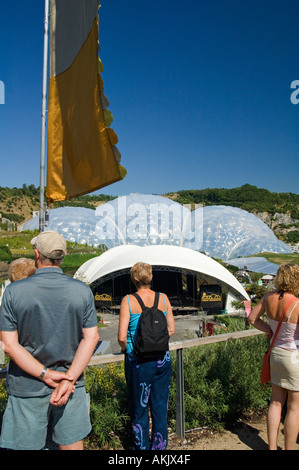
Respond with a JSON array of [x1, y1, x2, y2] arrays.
[[0, 0, 298, 197]]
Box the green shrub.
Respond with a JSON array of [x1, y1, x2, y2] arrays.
[[168, 331, 270, 432], [84, 363, 131, 449], [0, 324, 271, 449], [0, 246, 12, 262], [0, 380, 7, 429]]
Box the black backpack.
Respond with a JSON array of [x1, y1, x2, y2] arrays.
[[131, 292, 169, 361]]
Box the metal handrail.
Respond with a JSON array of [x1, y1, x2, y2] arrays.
[[0, 329, 264, 438], [87, 328, 264, 438]]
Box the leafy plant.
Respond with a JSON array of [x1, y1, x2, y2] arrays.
[[0, 329, 271, 449], [84, 363, 131, 449], [0, 246, 12, 262]]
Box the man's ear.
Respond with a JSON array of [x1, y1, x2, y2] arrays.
[[34, 248, 40, 264]]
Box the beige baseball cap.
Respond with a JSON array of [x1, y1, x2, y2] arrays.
[[31, 231, 67, 259]]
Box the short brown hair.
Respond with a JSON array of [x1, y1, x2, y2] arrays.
[[130, 262, 152, 288], [9, 258, 37, 282], [274, 263, 299, 296]]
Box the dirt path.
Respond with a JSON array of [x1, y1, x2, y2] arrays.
[[167, 412, 299, 451]]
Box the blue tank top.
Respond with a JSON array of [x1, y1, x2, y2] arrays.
[[126, 293, 167, 353]]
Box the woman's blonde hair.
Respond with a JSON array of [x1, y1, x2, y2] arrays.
[[130, 262, 152, 289], [8, 258, 36, 282], [274, 263, 299, 296]]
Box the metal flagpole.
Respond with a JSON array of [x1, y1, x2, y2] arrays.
[[39, 0, 50, 233]]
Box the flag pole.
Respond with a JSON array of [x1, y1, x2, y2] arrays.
[[39, 0, 50, 233]]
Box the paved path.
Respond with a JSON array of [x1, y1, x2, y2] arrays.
[[97, 312, 206, 354]]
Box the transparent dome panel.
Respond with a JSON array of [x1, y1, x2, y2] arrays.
[[184, 205, 291, 260], [95, 194, 192, 249], [22, 207, 99, 246], [21, 198, 292, 260]]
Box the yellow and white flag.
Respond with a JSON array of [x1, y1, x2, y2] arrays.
[[46, 0, 126, 203]]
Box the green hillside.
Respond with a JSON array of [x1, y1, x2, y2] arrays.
[[0, 183, 298, 224], [167, 184, 299, 217]]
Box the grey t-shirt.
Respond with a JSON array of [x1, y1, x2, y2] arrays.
[[0, 267, 98, 397]]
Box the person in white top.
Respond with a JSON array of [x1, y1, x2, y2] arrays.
[[248, 263, 299, 450]]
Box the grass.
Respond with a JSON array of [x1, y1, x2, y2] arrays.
[[254, 252, 299, 265], [0, 230, 103, 280], [1, 231, 298, 269]]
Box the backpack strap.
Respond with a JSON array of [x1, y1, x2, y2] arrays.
[[269, 295, 297, 351], [131, 292, 146, 311], [153, 291, 160, 309], [131, 292, 160, 311]]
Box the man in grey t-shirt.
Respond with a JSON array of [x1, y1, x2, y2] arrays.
[[0, 231, 99, 450]]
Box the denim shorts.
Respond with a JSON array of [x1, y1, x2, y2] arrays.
[[0, 387, 91, 450]]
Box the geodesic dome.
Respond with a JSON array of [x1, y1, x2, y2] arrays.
[[21, 195, 291, 260], [94, 196, 291, 259], [21, 207, 99, 246], [188, 205, 291, 260], [94, 193, 193, 249]]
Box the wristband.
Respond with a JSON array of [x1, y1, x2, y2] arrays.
[[39, 366, 47, 381]]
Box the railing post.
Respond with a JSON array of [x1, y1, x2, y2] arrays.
[[175, 348, 185, 439]]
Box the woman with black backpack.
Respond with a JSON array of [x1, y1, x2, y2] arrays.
[[118, 262, 175, 450]]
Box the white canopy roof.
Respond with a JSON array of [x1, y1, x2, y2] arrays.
[[75, 245, 249, 300]]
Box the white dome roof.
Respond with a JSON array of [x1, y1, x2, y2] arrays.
[[74, 244, 249, 300]]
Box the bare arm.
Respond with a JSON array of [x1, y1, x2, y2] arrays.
[[49, 326, 100, 406], [0, 330, 74, 388], [164, 294, 175, 337], [247, 297, 272, 338], [118, 296, 130, 353]]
